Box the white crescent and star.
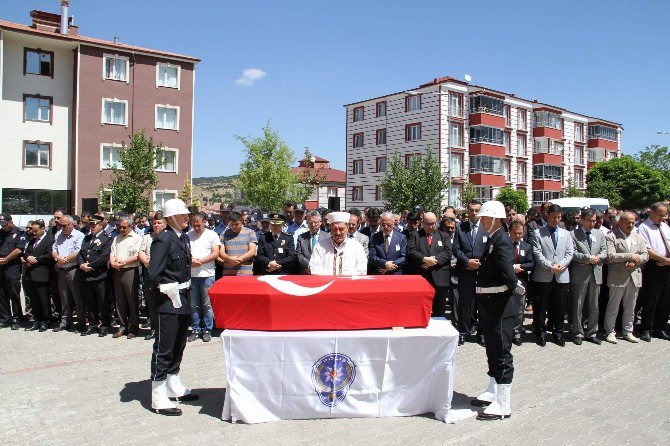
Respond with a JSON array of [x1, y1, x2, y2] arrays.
[[257, 275, 374, 296]]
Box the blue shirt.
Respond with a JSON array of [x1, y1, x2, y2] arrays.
[[52, 229, 85, 268]]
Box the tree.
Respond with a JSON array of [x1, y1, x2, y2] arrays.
[[459, 182, 477, 209], [586, 156, 670, 209], [381, 146, 450, 213], [178, 176, 200, 207], [236, 122, 304, 212], [496, 187, 529, 214], [561, 177, 585, 198], [107, 129, 162, 214], [635, 145, 670, 180], [291, 148, 326, 205]]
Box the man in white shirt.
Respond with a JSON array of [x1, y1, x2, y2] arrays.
[[110, 216, 143, 339], [309, 212, 367, 276], [187, 212, 221, 342]]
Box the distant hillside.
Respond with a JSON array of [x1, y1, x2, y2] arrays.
[[192, 175, 239, 205], [193, 175, 238, 186]]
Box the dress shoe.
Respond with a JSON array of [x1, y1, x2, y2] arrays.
[[605, 332, 618, 344], [144, 330, 156, 340], [187, 332, 200, 342], [53, 325, 68, 332], [458, 334, 466, 346], [0, 321, 10, 328], [553, 336, 565, 347], [623, 333, 638, 343], [573, 337, 582, 345], [153, 408, 182, 416], [168, 393, 199, 402], [477, 335, 486, 347], [477, 413, 511, 421], [74, 326, 86, 334], [653, 330, 670, 341], [470, 399, 491, 407], [202, 331, 212, 343], [127, 333, 136, 340], [112, 329, 127, 339], [585, 336, 602, 345], [81, 327, 98, 336], [98, 327, 109, 337], [25, 322, 40, 331], [39, 322, 48, 332], [11, 322, 20, 330], [512, 337, 522, 346], [639, 331, 651, 342], [141, 321, 151, 329], [536, 334, 546, 347]]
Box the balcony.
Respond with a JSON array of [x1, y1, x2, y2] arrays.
[[469, 94, 505, 128], [533, 110, 563, 139]]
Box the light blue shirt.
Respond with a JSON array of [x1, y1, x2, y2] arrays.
[[52, 229, 85, 268]]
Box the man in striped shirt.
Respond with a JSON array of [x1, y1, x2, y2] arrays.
[[220, 212, 258, 276]]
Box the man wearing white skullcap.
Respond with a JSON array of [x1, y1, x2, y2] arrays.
[[309, 212, 367, 275]]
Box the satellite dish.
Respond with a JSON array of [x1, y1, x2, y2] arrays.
[[464, 74, 472, 83]]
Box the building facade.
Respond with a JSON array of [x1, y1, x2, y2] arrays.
[[0, 7, 198, 224], [345, 76, 622, 209], [291, 156, 346, 210]]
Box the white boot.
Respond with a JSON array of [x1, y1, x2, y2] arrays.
[[166, 373, 198, 401], [478, 383, 512, 420], [152, 380, 177, 410], [476, 376, 497, 403]]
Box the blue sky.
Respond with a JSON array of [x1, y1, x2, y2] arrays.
[[5, 1, 670, 177]]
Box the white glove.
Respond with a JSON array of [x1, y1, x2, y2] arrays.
[[513, 281, 526, 296], [158, 283, 183, 309]]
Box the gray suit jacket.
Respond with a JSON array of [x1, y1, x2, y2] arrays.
[[532, 225, 574, 283], [570, 227, 607, 285], [296, 231, 329, 273], [352, 232, 369, 257], [606, 229, 648, 288]]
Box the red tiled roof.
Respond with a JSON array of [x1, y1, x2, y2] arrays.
[[292, 167, 346, 184], [0, 19, 200, 62]]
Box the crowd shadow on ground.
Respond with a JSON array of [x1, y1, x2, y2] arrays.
[[119, 379, 226, 419]]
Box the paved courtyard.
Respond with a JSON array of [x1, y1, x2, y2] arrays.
[[1, 321, 669, 446]]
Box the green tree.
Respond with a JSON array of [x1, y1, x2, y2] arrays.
[[459, 182, 477, 208], [291, 148, 326, 205], [496, 187, 529, 214], [107, 129, 162, 213], [635, 145, 670, 180], [178, 176, 193, 205], [236, 122, 304, 211], [586, 156, 670, 209], [381, 147, 450, 213], [561, 177, 586, 198]]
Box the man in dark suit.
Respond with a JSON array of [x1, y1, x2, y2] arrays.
[[369, 212, 407, 275], [408, 212, 452, 318], [255, 213, 297, 275], [296, 211, 328, 274], [149, 199, 198, 416], [509, 221, 534, 345], [454, 200, 488, 345], [359, 207, 381, 239], [77, 215, 113, 336], [22, 220, 54, 332]]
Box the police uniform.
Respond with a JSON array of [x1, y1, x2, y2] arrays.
[[77, 221, 113, 335], [149, 199, 198, 415], [0, 216, 27, 327], [255, 214, 297, 274]]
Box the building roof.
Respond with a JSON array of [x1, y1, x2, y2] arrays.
[[292, 166, 346, 184], [0, 18, 200, 63]]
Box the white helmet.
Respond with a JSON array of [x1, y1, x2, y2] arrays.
[[162, 198, 190, 217], [476, 200, 506, 218]]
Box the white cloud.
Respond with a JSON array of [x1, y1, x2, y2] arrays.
[[235, 68, 267, 86]]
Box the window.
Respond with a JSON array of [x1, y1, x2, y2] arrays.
[[376, 157, 387, 173], [517, 162, 527, 183], [156, 148, 178, 173], [406, 95, 421, 112], [534, 138, 563, 155], [588, 125, 618, 141], [405, 154, 421, 169], [2, 188, 68, 214], [376, 128, 387, 145], [24, 95, 52, 123], [504, 132, 511, 155], [352, 186, 363, 202], [375, 185, 383, 201], [574, 169, 584, 188], [23, 141, 51, 168], [24, 48, 54, 77], [327, 187, 338, 197], [504, 105, 511, 127], [353, 106, 364, 122], [449, 184, 462, 209], [156, 63, 180, 89], [554, 141, 564, 156], [574, 122, 584, 142], [517, 134, 527, 156], [470, 125, 504, 145], [503, 159, 511, 182], [101, 144, 123, 169], [517, 109, 527, 130], [156, 105, 179, 131], [154, 190, 177, 211], [376, 101, 386, 118], [449, 93, 464, 117], [588, 148, 606, 163], [352, 159, 364, 175], [533, 164, 563, 181], [450, 153, 463, 178], [450, 123, 464, 148], [533, 190, 560, 206], [103, 55, 129, 82], [406, 123, 421, 141], [353, 133, 364, 148], [470, 94, 504, 116], [102, 98, 128, 126], [574, 145, 584, 164], [475, 186, 492, 202], [534, 110, 562, 130], [470, 155, 504, 175]]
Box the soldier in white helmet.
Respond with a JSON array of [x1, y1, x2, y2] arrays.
[[309, 212, 367, 276], [149, 199, 198, 416], [469, 200, 525, 421]]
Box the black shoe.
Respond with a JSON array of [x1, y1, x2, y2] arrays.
[[477, 413, 511, 421], [554, 336, 565, 347], [536, 334, 546, 347], [470, 399, 492, 407], [202, 331, 212, 343], [639, 331, 652, 342], [11, 322, 20, 330], [39, 322, 48, 332], [512, 337, 522, 346], [585, 336, 602, 345], [153, 408, 182, 416], [81, 327, 98, 336], [0, 321, 10, 328], [140, 321, 151, 329], [144, 330, 156, 340], [25, 322, 40, 331], [74, 326, 86, 334], [53, 325, 66, 332], [98, 327, 109, 337], [168, 393, 199, 402], [458, 334, 466, 346], [478, 335, 486, 347], [653, 330, 670, 341], [187, 332, 200, 342], [573, 337, 583, 345]]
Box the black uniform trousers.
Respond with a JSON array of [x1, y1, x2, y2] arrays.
[[23, 277, 51, 323], [479, 291, 517, 384], [639, 263, 670, 332], [84, 279, 110, 328], [151, 311, 190, 381], [456, 270, 478, 335], [533, 278, 567, 337], [142, 268, 158, 330], [0, 265, 23, 323]]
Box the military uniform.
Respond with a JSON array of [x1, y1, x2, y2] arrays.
[[77, 229, 113, 334], [0, 224, 27, 327], [255, 231, 297, 274]]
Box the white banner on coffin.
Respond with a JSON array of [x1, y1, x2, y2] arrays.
[[222, 319, 460, 424]]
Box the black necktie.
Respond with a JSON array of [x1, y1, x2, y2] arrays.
[[550, 227, 558, 249], [585, 231, 592, 250]]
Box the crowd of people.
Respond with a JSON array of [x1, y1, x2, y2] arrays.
[[0, 199, 669, 351]]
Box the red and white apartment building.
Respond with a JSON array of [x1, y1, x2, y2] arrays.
[[345, 76, 622, 209], [0, 3, 199, 224]]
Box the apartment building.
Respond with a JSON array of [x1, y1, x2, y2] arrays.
[[344, 76, 622, 209], [291, 156, 346, 210], [0, 4, 199, 223]]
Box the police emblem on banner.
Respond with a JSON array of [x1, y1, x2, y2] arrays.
[[311, 353, 356, 407]]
